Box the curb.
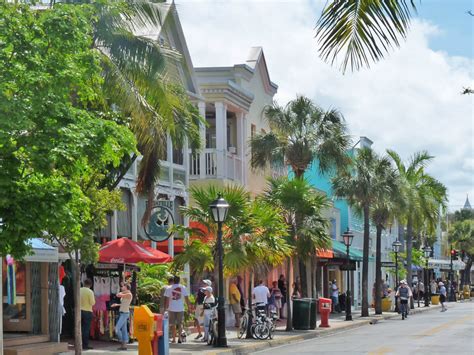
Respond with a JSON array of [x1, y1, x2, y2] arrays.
[[210, 304, 442, 355]]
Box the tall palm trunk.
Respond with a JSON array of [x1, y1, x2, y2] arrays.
[[375, 224, 383, 315], [463, 258, 472, 286], [361, 205, 370, 317], [406, 217, 414, 309], [285, 257, 293, 331], [298, 260, 307, 297]]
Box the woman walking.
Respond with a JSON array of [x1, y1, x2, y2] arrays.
[[112, 283, 133, 350], [201, 286, 216, 342]]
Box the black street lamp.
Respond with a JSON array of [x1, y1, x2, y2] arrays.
[[422, 245, 432, 307], [342, 228, 354, 321], [392, 239, 402, 313], [209, 194, 230, 347]]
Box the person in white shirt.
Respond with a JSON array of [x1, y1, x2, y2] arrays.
[[331, 280, 340, 313], [164, 276, 191, 344], [252, 280, 270, 312], [200, 286, 216, 342]]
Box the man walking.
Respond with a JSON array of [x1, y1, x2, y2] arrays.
[[229, 278, 242, 327], [331, 280, 340, 313], [439, 281, 447, 312], [80, 279, 95, 350], [164, 276, 191, 344]]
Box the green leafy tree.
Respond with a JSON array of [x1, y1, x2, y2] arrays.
[[264, 177, 330, 330], [136, 263, 171, 313], [387, 150, 447, 297], [449, 219, 474, 286], [332, 147, 396, 317], [0, 3, 136, 353], [250, 95, 350, 178]]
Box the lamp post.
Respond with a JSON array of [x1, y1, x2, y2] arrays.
[[449, 244, 455, 302], [392, 240, 402, 313], [422, 245, 432, 307], [209, 194, 230, 347], [342, 228, 354, 321]]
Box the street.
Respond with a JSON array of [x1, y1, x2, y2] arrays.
[[256, 302, 474, 355]]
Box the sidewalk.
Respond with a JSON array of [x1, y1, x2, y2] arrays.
[[64, 303, 442, 354]]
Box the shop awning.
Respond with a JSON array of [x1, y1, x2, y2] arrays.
[[428, 258, 465, 271], [316, 249, 334, 258], [331, 240, 365, 261], [25, 238, 58, 263], [99, 238, 172, 264]]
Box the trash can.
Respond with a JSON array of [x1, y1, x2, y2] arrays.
[[309, 298, 317, 329], [158, 313, 169, 355], [431, 294, 440, 305], [318, 297, 332, 328], [292, 298, 311, 330]]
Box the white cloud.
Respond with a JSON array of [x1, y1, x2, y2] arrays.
[[177, 0, 474, 210]]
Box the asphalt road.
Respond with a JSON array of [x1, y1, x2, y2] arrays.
[[255, 302, 474, 355]]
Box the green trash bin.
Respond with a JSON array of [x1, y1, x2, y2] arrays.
[[309, 298, 317, 329], [292, 298, 311, 330]]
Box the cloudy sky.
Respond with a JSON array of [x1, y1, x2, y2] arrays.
[[175, 0, 473, 211]]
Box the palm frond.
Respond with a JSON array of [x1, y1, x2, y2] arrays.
[[315, 0, 417, 72], [249, 132, 285, 170]]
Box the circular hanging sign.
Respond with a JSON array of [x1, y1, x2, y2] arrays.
[[144, 204, 175, 242]]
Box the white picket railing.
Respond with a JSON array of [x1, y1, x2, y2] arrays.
[[189, 148, 243, 183]]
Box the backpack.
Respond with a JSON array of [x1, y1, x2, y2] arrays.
[[399, 287, 409, 300]]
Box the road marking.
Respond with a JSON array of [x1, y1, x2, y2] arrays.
[[368, 346, 393, 355], [414, 314, 473, 337]]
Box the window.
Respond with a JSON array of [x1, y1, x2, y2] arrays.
[[251, 124, 256, 139]]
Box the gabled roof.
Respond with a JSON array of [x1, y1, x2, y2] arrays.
[[244, 47, 278, 95]]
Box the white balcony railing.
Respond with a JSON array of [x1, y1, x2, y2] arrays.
[[189, 148, 244, 183]]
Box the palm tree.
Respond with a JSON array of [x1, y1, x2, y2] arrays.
[[449, 219, 474, 287], [387, 150, 447, 303], [264, 177, 331, 330], [315, 0, 417, 72], [370, 161, 401, 314], [250, 95, 350, 179], [332, 147, 396, 317]]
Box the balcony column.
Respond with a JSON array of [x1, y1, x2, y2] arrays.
[[237, 112, 246, 184], [131, 191, 138, 242], [168, 195, 176, 258], [215, 102, 227, 179], [111, 210, 118, 240], [198, 101, 207, 178]]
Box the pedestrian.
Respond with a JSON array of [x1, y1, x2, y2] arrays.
[[111, 283, 132, 350], [201, 286, 216, 342], [278, 274, 287, 319], [193, 279, 210, 339], [395, 280, 412, 320], [164, 275, 191, 344], [430, 279, 437, 295], [229, 278, 242, 327], [270, 281, 283, 317], [80, 279, 95, 350], [331, 280, 340, 313], [160, 276, 174, 313], [439, 282, 447, 312], [252, 279, 270, 312]]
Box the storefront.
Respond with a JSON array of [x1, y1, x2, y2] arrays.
[[2, 239, 67, 354]]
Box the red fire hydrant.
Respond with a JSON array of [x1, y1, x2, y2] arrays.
[[319, 297, 332, 328]]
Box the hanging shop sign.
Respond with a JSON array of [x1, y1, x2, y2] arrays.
[[144, 200, 175, 242]]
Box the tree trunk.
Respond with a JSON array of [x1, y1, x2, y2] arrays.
[[73, 255, 82, 355], [361, 205, 370, 317], [285, 257, 293, 331], [246, 271, 254, 339], [298, 259, 307, 297], [464, 257, 472, 286], [406, 217, 414, 309], [375, 224, 383, 315]]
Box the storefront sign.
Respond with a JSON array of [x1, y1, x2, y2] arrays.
[[381, 261, 396, 268], [144, 200, 175, 242]]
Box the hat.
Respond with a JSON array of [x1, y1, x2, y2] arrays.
[[438, 282, 444, 286], [203, 286, 213, 293], [202, 279, 212, 286]]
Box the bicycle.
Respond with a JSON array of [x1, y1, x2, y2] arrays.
[[206, 306, 218, 345], [238, 306, 252, 339]]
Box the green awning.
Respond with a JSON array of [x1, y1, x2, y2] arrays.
[[331, 240, 372, 261]]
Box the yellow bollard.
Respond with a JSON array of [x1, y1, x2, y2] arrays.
[[133, 305, 156, 355]]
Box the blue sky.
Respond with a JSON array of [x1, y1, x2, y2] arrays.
[[416, 0, 473, 58], [179, 0, 473, 211]]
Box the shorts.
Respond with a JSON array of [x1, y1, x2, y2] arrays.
[[400, 299, 408, 304], [440, 294, 446, 303], [168, 311, 184, 326], [231, 303, 242, 314], [274, 299, 282, 309], [194, 305, 204, 325]]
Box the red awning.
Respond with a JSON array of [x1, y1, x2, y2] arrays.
[[99, 238, 172, 264], [317, 248, 334, 258]]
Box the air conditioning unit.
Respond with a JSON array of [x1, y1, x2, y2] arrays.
[[228, 146, 237, 154]]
